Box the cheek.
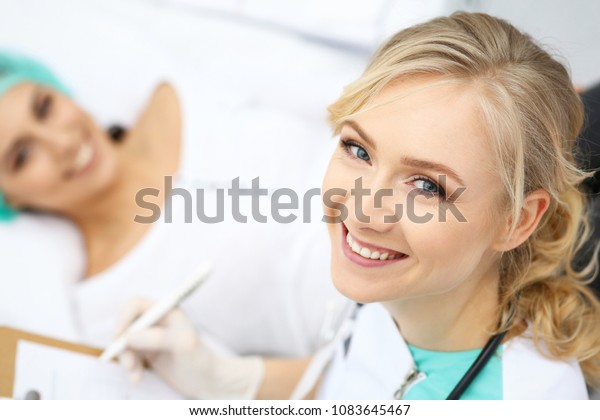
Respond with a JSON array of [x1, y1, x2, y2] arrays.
[[5, 160, 59, 196], [404, 209, 497, 275], [2, 160, 70, 210], [322, 159, 354, 218], [321, 157, 345, 192], [56, 97, 85, 124]]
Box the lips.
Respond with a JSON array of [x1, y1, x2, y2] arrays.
[[341, 223, 408, 267], [66, 141, 96, 178]]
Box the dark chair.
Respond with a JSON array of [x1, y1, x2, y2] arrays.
[[575, 83, 600, 297]]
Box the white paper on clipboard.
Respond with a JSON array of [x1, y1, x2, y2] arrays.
[[13, 341, 181, 399]]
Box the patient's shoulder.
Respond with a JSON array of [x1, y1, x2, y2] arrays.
[[150, 81, 180, 112], [128, 81, 182, 175]]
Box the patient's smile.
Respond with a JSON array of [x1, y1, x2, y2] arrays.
[[68, 141, 96, 178]]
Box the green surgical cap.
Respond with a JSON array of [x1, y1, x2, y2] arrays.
[[0, 50, 70, 222], [0, 193, 15, 221]]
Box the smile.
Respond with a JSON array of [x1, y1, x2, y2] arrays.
[[69, 141, 96, 177], [341, 224, 408, 267], [74, 143, 93, 169]]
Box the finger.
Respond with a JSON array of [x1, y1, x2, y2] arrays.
[[127, 326, 198, 353], [118, 350, 145, 383], [129, 356, 144, 384], [118, 349, 137, 372], [130, 367, 144, 384], [160, 307, 196, 330], [126, 327, 170, 352], [112, 297, 156, 338]]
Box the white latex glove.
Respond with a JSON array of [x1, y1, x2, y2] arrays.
[[113, 297, 264, 400]]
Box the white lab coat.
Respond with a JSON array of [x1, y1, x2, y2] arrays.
[[317, 304, 589, 400]]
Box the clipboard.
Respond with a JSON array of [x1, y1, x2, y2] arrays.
[[0, 326, 102, 398]]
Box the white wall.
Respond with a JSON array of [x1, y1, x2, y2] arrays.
[[156, 0, 600, 86], [441, 0, 600, 86]]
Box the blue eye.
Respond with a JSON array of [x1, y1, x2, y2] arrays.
[[342, 140, 370, 162], [412, 177, 446, 199]]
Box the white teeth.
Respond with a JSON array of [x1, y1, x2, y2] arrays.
[[346, 231, 402, 261], [74, 143, 93, 171]]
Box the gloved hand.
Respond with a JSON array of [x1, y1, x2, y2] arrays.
[[113, 297, 264, 399]]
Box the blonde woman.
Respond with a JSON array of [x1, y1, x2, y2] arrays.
[[117, 12, 600, 399], [317, 12, 600, 399]]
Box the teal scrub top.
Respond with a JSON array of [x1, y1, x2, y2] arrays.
[[403, 343, 503, 400]]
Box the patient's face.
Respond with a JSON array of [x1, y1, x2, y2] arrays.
[[0, 82, 119, 213]]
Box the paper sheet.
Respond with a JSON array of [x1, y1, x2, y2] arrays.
[[12, 341, 182, 399]]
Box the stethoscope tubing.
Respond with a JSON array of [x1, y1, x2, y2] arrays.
[[445, 329, 507, 400]]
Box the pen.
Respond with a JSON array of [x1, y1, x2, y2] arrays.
[[290, 300, 356, 400], [99, 261, 212, 362]]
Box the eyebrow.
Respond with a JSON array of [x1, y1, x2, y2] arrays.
[[400, 156, 465, 186], [342, 119, 466, 186], [343, 119, 377, 151]]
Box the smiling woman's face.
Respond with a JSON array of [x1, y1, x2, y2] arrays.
[[323, 76, 510, 305], [0, 82, 119, 213]]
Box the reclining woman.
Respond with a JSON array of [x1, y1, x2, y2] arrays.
[[0, 51, 342, 399], [116, 12, 600, 399]]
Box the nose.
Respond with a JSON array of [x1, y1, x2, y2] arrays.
[[347, 175, 401, 234], [36, 125, 80, 164]]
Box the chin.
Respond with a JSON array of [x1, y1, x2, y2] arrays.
[[330, 265, 396, 304]]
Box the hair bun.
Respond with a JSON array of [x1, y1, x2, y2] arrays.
[[107, 124, 127, 143]]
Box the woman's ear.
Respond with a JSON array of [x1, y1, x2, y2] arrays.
[[494, 189, 551, 252]]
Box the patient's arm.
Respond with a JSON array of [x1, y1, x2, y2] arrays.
[[113, 298, 317, 399]]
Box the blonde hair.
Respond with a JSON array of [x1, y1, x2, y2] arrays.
[[328, 12, 600, 386]]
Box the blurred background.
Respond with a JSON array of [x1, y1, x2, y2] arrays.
[[1, 0, 599, 129]]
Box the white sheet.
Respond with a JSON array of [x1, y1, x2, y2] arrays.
[[0, 214, 84, 342]]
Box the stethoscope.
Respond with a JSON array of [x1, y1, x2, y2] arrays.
[[446, 298, 518, 400], [395, 298, 518, 400], [445, 326, 507, 399]]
